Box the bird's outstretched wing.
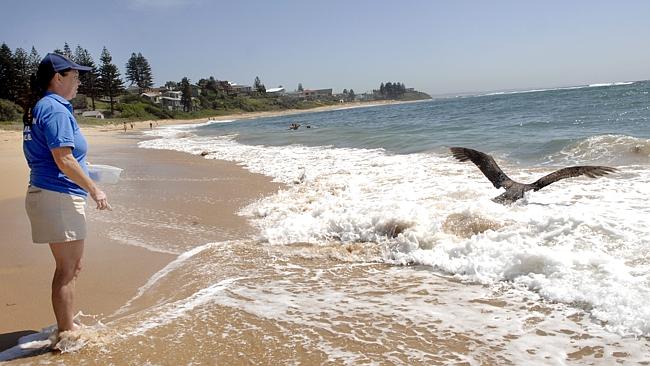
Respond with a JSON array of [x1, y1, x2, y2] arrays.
[[532, 166, 617, 191], [450, 147, 515, 189]]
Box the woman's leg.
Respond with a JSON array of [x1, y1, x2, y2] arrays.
[[49, 240, 84, 332]]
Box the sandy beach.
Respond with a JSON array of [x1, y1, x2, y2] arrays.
[[2, 97, 648, 364], [68, 99, 415, 134], [0, 116, 281, 354], [0, 99, 404, 355]]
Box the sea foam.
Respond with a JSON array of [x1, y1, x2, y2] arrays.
[[139, 128, 650, 336]]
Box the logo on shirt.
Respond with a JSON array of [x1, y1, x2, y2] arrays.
[[23, 125, 32, 141]]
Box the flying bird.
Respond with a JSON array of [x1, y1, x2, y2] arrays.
[[450, 147, 617, 204]]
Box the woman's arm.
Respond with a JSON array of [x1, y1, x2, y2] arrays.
[[51, 147, 110, 210]]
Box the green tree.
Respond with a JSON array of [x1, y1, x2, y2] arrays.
[[62, 43, 73, 59], [125, 52, 154, 92], [12, 47, 31, 108], [348, 89, 355, 101], [197, 78, 209, 96], [0, 98, 22, 121], [125, 53, 138, 87], [180, 77, 192, 112], [377, 81, 407, 99], [206, 76, 219, 94], [74, 46, 99, 110], [137, 53, 153, 90], [27, 47, 40, 76], [97, 47, 124, 114], [0, 43, 15, 101], [297, 83, 303, 92], [254, 76, 265, 94]]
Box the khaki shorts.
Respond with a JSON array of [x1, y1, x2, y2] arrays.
[[25, 186, 87, 244]]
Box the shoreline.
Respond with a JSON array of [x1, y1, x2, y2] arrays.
[[2, 92, 650, 363], [0, 97, 384, 347], [85, 98, 427, 133], [0, 118, 282, 353], [0, 99, 426, 134]]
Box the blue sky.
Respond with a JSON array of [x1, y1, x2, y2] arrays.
[[2, 0, 649, 95]]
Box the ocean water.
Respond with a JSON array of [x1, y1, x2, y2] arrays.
[[139, 82, 649, 362], [5, 81, 650, 364]]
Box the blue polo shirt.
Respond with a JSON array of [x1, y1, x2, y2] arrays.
[[23, 92, 89, 197]]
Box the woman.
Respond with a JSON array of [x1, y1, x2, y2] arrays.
[[22, 53, 111, 335]]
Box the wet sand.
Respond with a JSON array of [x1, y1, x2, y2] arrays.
[[2, 103, 649, 364], [0, 127, 280, 354]]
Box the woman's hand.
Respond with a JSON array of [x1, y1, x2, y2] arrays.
[[91, 189, 111, 210]]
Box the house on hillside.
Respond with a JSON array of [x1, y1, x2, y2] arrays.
[[217, 80, 231, 93], [161, 90, 182, 111], [228, 82, 253, 95], [302, 88, 333, 99], [141, 91, 161, 104], [357, 93, 376, 101], [190, 85, 202, 97], [266, 87, 285, 96]]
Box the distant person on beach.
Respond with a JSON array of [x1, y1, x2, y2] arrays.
[[22, 53, 111, 337], [149, 122, 153, 129], [123, 122, 127, 132], [289, 123, 300, 130]]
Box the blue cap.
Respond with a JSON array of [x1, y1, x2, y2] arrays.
[[40, 53, 92, 73]]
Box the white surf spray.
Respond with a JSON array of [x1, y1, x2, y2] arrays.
[[139, 129, 650, 336]]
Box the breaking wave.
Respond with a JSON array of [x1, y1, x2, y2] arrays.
[[545, 134, 650, 166]]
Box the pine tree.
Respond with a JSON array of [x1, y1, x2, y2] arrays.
[[376, 81, 407, 99], [74, 46, 99, 110], [206, 76, 219, 93], [27, 47, 40, 76], [297, 83, 303, 92], [0, 43, 15, 101], [137, 53, 153, 91], [12, 47, 31, 108], [125, 53, 138, 87], [97, 47, 124, 114], [254, 76, 265, 94], [126, 52, 154, 92], [180, 77, 192, 112], [63, 43, 73, 59], [349, 89, 355, 101]]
